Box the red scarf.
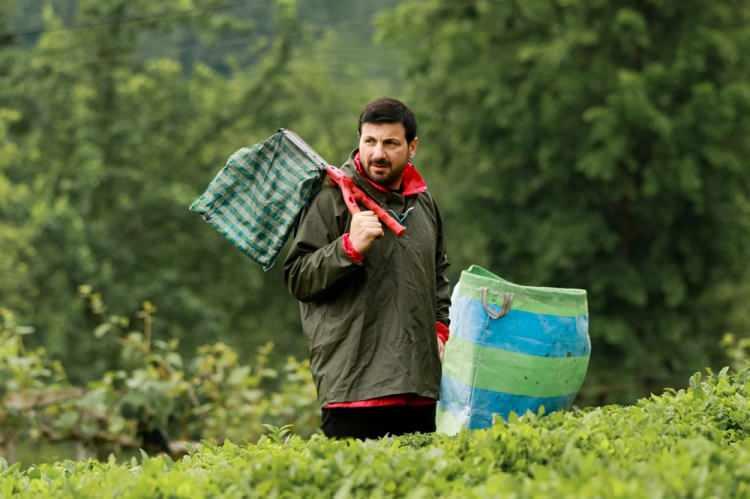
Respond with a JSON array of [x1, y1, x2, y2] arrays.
[[353, 152, 427, 196]]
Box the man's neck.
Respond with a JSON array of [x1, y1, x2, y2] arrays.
[[385, 177, 404, 192]]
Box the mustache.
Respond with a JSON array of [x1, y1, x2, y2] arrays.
[[370, 160, 391, 167]]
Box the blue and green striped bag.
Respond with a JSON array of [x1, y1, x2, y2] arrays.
[[437, 265, 590, 434]]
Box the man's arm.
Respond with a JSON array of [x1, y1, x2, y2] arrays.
[[434, 200, 451, 351], [435, 200, 451, 325], [283, 187, 362, 302]]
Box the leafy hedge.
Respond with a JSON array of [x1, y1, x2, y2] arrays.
[[3, 368, 750, 498], [0, 297, 319, 463]]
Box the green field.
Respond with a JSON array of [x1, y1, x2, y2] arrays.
[[3, 368, 749, 498]]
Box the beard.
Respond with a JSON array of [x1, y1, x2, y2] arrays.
[[364, 159, 406, 188]]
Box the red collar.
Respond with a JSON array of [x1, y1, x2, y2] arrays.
[[354, 152, 427, 196]]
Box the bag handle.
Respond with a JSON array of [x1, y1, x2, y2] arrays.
[[481, 288, 513, 319]]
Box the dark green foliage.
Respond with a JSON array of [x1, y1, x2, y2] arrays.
[[378, 0, 750, 402], [3, 368, 750, 497], [0, 0, 388, 381]]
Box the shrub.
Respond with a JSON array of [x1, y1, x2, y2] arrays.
[[0, 298, 319, 463], [2, 367, 750, 497]]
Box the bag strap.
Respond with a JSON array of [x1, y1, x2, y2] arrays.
[[481, 288, 513, 319]]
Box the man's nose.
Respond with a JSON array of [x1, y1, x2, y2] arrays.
[[371, 143, 385, 158]]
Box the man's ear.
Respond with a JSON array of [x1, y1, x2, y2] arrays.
[[409, 136, 419, 159]]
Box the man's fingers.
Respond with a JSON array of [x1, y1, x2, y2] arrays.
[[354, 211, 376, 220], [350, 210, 384, 250], [361, 220, 383, 229]]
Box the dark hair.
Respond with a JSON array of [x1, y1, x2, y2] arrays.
[[358, 97, 418, 143]]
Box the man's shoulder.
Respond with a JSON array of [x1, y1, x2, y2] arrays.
[[309, 178, 346, 212], [312, 155, 354, 208], [414, 188, 440, 211], [410, 190, 445, 231]]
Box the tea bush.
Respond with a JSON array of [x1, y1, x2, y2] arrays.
[[3, 367, 750, 498]]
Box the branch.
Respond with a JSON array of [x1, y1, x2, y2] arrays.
[[3, 387, 85, 411]]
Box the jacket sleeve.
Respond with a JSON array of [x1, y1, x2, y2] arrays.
[[434, 199, 452, 327], [283, 186, 362, 302]]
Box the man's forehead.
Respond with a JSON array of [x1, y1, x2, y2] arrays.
[[360, 122, 407, 140]]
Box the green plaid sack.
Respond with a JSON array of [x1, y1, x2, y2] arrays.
[[189, 129, 327, 271]]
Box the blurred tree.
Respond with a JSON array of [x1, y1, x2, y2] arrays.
[[0, 1, 35, 314], [379, 0, 750, 402], [2, 0, 388, 381], [0, 106, 33, 314]]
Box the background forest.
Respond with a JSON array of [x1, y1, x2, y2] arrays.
[[1, 0, 750, 463]]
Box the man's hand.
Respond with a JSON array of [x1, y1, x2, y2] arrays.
[[350, 211, 384, 254], [438, 337, 446, 362]]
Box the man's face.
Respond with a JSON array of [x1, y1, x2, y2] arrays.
[[358, 122, 418, 190]]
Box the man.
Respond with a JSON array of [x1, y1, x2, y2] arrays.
[[283, 97, 451, 439]]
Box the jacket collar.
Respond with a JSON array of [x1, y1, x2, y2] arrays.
[[352, 150, 428, 197]]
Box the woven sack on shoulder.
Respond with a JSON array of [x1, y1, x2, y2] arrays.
[[189, 129, 326, 270]]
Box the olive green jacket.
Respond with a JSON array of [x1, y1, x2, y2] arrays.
[[283, 151, 451, 407]]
